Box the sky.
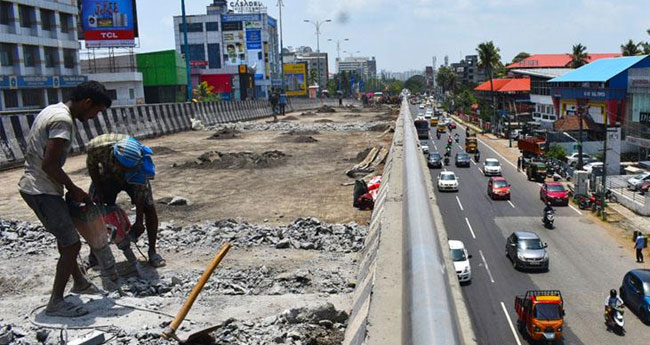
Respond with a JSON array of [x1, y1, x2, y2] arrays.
[[135, 0, 650, 73]]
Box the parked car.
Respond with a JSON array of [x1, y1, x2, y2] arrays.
[[619, 269, 650, 324], [483, 158, 502, 176], [506, 231, 549, 271], [419, 140, 430, 154], [455, 152, 471, 167], [639, 181, 650, 195], [437, 171, 459, 192], [566, 153, 593, 167], [427, 152, 442, 169], [487, 177, 511, 200], [449, 240, 472, 283], [583, 161, 603, 174], [540, 182, 569, 206], [627, 172, 650, 191]]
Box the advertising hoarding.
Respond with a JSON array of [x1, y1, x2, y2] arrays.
[[283, 63, 307, 96], [81, 0, 137, 48], [223, 31, 246, 66]]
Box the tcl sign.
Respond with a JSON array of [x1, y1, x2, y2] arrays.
[[100, 32, 118, 38]]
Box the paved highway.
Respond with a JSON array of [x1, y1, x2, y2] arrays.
[[410, 105, 648, 345]]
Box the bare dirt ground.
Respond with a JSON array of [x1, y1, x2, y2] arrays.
[[0, 104, 397, 344]]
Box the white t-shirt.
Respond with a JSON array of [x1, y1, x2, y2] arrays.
[[18, 103, 76, 196]]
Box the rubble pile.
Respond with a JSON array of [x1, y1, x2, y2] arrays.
[[314, 119, 335, 123], [0, 219, 53, 258], [206, 120, 392, 133], [207, 127, 241, 140], [316, 105, 336, 113], [175, 150, 288, 169], [156, 217, 366, 253], [345, 105, 361, 113], [119, 266, 355, 298]]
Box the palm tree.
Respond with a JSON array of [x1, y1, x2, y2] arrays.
[[642, 42, 650, 55], [476, 41, 501, 132], [511, 52, 530, 64], [435, 66, 457, 94], [569, 44, 589, 68], [621, 39, 641, 56]]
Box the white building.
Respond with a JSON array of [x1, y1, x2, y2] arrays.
[[80, 54, 144, 106], [510, 68, 572, 125], [0, 0, 86, 110], [336, 56, 376, 80]]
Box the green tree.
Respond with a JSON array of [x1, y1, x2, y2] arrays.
[[642, 42, 650, 55], [621, 39, 641, 56], [436, 66, 457, 94], [569, 44, 589, 68], [511, 52, 530, 64], [545, 144, 567, 161], [387, 80, 404, 95], [326, 78, 338, 96], [308, 68, 318, 86], [192, 81, 220, 102], [477, 41, 501, 128], [404, 75, 427, 94]]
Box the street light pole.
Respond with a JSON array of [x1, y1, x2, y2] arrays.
[[328, 38, 349, 61], [181, 0, 192, 102], [304, 19, 332, 95], [277, 0, 285, 92]]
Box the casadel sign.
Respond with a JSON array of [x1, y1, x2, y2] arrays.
[[229, 1, 267, 13]]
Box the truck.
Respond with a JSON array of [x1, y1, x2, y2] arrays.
[[515, 290, 565, 343], [414, 119, 430, 140], [518, 136, 546, 158]]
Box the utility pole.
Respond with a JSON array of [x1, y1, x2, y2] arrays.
[[577, 100, 586, 170], [601, 111, 609, 220], [181, 0, 192, 101], [277, 0, 285, 92], [304, 19, 332, 95]]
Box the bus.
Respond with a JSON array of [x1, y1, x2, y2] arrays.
[[414, 119, 430, 140]]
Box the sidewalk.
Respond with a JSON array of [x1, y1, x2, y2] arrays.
[[450, 114, 650, 238]]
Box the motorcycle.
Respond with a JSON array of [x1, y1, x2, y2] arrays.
[[474, 152, 480, 163], [454, 135, 460, 143], [605, 305, 625, 335], [444, 156, 450, 166], [543, 209, 555, 229], [436, 132, 441, 140]]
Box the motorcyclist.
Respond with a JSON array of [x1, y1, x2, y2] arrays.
[[447, 136, 453, 145], [544, 202, 554, 216], [474, 149, 480, 162], [454, 133, 460, 143], [604, 289, 624, 320], [436, 131, 441, 140]]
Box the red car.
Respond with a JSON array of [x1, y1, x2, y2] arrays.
[[448, 121, 457, 130], [487, 177, 511, 200], [540, 182, 569, 206]]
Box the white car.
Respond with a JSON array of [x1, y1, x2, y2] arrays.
[[583, 161, 603, 174], [420, 140, 430, 154], [566, 152, 593, 167], [437, 171, 459, 192], [418, 104, 425, 109], [627, 172, 650, 191], [483, 158, 502, 176], [449, 240, 472, 283]]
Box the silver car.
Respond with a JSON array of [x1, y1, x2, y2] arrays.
[[506, 231, 549, 271]]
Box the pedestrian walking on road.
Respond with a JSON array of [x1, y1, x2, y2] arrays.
[[18, 81, 112, 317], [269, 90, 279, 121], [279, 90, 287, 116], [635, 232, 646, 263]]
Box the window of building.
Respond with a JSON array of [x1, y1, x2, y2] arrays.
[[188, 43, 205, 62], [0, 43, 15, 66], [47, 88, 58, 104], [129, 88, 135, 99], [207, 43, 221, 69], [178, 22, 203, 33], [106, 89, 117, 100], [0, 1, 13, 25], [22, 89, 43, 107], [18, 5, 35, 28], [63, 49, 75, 68], [23, 45, 39, 67], [206, 21, 219, 31], [44, 47, 58, 67], [40, 9, 55, 31], [3, 90, 18, 108], [59, 12, 71, 33]]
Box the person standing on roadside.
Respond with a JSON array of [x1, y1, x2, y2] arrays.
[[279, 90, 287, 116], [18, 81, 112, 317], [269, 89, 279, 121], [517, 155, 522, 172], [635, 232, 646, 263]]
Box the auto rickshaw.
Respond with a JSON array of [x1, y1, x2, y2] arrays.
[[526, 162, 548, 182], [437, 123, 446, 134]]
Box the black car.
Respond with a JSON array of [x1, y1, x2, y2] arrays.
[[455, 152, 471, 167], [428, 152, 442, 169]]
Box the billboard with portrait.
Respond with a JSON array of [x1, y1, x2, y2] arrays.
[[222, 31, 246, 66], [81, 0, 137, 48], [284, 63, 307, 96]]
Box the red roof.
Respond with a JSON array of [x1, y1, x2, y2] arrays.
[[506, 53, 622, 69], [474, 78, 530, 93]]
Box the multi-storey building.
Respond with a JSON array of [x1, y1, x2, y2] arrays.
[[450, 55, 486, 86], [0, 0, 87, 110], [336, 56, 376, 81]]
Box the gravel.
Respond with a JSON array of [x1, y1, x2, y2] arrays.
[[0, 219, 54, 258], [206, 120, 392, 133], [156, 217, 367, 253]]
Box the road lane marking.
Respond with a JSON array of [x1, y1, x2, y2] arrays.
[[472, 160, 477, 166], [465, 217, 476, 239], [479, 250, 495, 283], [456, 196, 464, 211], [569, 204, 583, 215], [501, 301, 523, 345], [508, 200, 516, 208]]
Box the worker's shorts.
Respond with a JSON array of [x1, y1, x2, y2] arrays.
[[20, 192, 80, 248], [89, 181, 154, 207]]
